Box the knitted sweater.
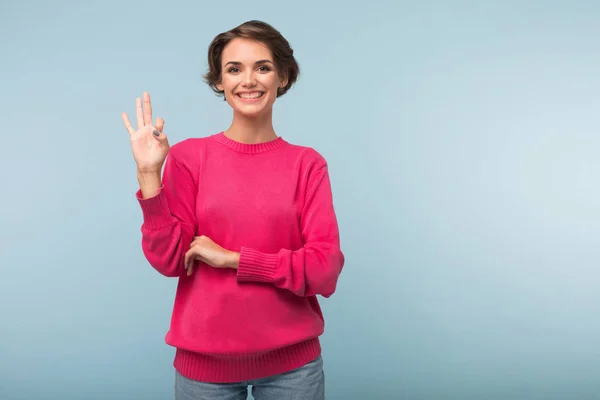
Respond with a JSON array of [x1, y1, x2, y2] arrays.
[[136, 132, 345, 383]]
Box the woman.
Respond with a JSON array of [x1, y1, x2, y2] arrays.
[[122, 20, 345, 400]]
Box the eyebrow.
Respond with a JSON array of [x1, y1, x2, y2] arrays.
[[224, 59, 274, 67]]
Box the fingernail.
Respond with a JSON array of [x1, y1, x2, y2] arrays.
[[153, 129, 160, 137]]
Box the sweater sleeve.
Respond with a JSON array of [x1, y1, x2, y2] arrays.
[[136, 152, 197, 277], [236, 164, 345, 297]]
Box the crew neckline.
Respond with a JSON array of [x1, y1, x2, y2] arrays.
[[212, 132, 288, 154]]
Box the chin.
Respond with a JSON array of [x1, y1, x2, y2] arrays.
[[235, 107, 271, 119]]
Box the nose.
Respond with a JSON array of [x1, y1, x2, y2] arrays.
[[242, 70, 256, 87]]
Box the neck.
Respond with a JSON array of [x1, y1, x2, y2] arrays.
[[224, 109, 277, 144]]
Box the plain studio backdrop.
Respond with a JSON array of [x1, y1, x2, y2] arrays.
[[1, 1, 599, 399]]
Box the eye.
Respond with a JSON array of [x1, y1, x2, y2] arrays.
[[227, 67, 240, 73], [258, 65, 271, 72]]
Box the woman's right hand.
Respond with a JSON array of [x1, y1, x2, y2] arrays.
[[122, 92, 170, 173]]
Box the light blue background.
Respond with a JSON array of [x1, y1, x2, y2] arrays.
[[1, 1, 599, 399]]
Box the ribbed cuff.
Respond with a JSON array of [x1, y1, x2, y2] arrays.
[[237, 247, 278, 283], [136, 187, 172, 230]]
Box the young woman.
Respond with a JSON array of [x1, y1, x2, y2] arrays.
[[122, 20, 345, 400]]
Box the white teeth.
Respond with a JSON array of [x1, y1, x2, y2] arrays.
[[238, 92, 263, 99]]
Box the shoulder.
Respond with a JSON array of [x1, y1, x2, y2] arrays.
[[166, 134, 217, 164], [283, 141, 328, 171]]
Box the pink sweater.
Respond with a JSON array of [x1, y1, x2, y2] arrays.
[[136, 132, 345, 383]]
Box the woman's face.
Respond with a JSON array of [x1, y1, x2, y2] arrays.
[[217, 38, 287, 118]]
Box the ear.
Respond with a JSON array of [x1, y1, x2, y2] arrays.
[[279, 71, 288, 88], [216, 81, 224, 91]]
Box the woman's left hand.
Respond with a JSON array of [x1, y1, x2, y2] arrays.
[[184, 236, 240, 276]]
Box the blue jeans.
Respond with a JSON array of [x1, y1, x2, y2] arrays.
[[174, 355, 325, 400]]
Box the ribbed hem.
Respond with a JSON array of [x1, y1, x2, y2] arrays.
[[173, 338, 321, 383], [136, 187, 172, 230], [237, 247, 278, 283], [212, 132, 287, 154]]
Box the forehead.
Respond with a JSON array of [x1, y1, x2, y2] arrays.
[[221, 38, 273, 64]]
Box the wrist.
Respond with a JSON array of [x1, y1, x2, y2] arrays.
[[137, 169, 161, 179], [137, 169, 162, 199], [226, 251, 240, 269]]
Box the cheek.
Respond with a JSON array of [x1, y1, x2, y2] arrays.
[[220, 76, 237, 92], [259, 75, 280, 93]]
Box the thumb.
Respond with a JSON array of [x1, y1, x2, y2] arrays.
[[152, 128, 169, 144]]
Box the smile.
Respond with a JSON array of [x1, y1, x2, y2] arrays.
[[237, 92, 264, 100]]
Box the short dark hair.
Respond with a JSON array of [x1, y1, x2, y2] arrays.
[[203, 20, 300, 98]]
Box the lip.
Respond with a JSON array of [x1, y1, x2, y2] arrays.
[[235, 91, 265, 103]]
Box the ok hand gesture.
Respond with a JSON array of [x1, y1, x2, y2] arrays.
[[122, 92, 170, 173]]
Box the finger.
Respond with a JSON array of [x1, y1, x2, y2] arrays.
[[185, 248, 194, 270], [155, 117, 165, 133], [136, 97, 144, 129], [121, 113, 135, 135], [184, 249, 192, 271], [143, 92, 153, 127], [185, 250, 197, 276]]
